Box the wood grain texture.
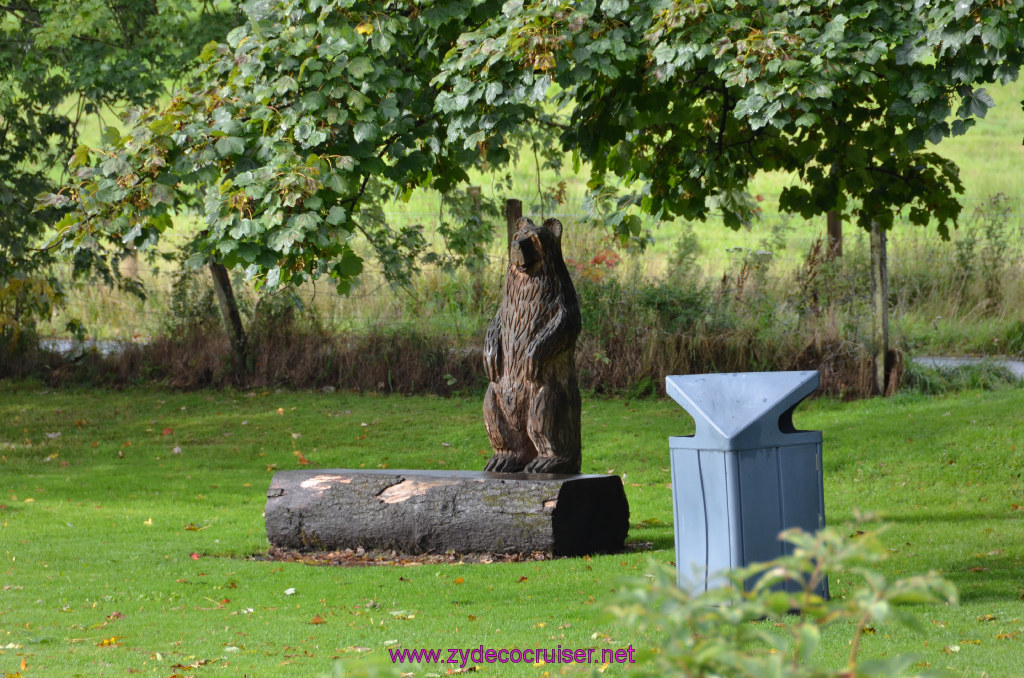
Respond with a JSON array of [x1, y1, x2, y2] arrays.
[[483, 217, 582, 474]]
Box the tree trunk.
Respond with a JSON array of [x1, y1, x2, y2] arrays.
[[208, 260, 249, 378], [826, 211, 842, 258], [869, 223, 890, 396], [505, 198, 523, 252], [265, 469, 630, 556]]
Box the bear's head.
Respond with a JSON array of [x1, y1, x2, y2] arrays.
[[509, 217, 564, 275]]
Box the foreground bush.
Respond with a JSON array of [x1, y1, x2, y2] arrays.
[[607, 527, 957, 678]]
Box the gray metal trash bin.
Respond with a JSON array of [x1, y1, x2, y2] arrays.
[[667, 371, 827, 597]]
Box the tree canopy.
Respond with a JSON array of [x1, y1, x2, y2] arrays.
[[46, 0, 1024, 294], [440, 0, 1024, 235], [47, 0, 558, 293], [1, 0, 238, 337]]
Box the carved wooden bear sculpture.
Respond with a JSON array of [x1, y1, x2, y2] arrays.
[[483, 217, 582, 474]]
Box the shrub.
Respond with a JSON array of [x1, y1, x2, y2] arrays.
[[606, 526, 957, 678]]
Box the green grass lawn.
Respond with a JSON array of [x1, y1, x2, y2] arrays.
[[2, 383, 1024, 677]]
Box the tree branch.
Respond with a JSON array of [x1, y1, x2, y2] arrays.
[[717, 85, 730, 156]]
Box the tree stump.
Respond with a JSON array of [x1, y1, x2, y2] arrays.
[[265, 469, 629, 556]]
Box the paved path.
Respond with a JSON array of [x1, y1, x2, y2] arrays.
[[39, 338, 135, 356], [913, 356, 1024, 380]]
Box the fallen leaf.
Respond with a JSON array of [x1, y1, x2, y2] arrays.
[[98, 636, 122, 647], [191, 553, 201, 560], [978, 614, 998, 622], [106, 611, 125, 621], [277, 408, 285, 415], [162, 428, 173, 436], [454, 577, 464, 585], [143, 518, 153, 526], [172, 658, 217, 669], [517, 576, 528, 583], [310, 615, 326, 624]]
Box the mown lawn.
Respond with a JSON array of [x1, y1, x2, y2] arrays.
[[1, 381, 1023, 677]]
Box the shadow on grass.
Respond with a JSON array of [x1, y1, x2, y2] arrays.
[[879, 509, 1022, 525], [626, 533, 674, 553], [945, 554, 1024, 604]]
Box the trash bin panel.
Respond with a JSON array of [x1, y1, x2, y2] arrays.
[[669, 445, 707, 589], [702, 450, 742, 589], [777, 443, 826, 542], [669, 447, 742, 591], [737, 447, 784, 569]]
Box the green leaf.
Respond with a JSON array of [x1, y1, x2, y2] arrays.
[[266, 266, 281, 288], [332, 248, 363, 279], [794, 112, 820, 127], [796, 624, 820, 664], [301, 91, 327, 112], [348, 56, 374, 79], [353, 121, 378, 144], [215, 137, 246, 157], [326, 205, 348, 226]]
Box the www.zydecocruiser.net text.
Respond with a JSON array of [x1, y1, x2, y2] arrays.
[[389, 645, 636, 667]]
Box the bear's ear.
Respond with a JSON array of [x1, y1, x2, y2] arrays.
[[515, 217, 535, 234], [542, 218, 563, 240]]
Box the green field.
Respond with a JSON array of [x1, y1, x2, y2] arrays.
[[2, 383, 1024, 676]]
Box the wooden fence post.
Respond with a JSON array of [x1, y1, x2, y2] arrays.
[[505, 198, 522, 251]]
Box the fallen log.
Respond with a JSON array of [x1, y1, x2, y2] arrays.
[[265, 469, 629, 557]]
